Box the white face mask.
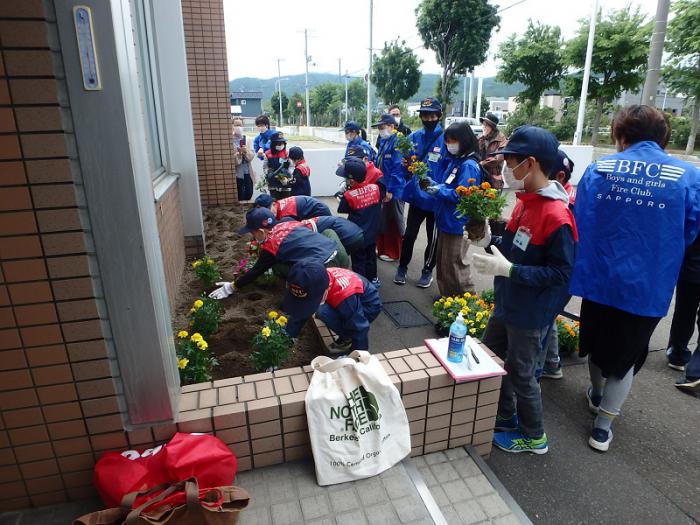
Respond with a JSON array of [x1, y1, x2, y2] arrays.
[[345, 132, 356, 142], [379, 129, 392, 139], [446, 143, 460, 155], [257, 126, 266, 133], [233, 126, 243, 135], [275, 145, 285, 152], [503, 158, 530, 190], [392, 115, 401, 124]]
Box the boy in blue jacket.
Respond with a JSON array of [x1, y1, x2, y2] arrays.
[[343, 121, 374, 162], [471, 126, 578, 455], [253, 115, 274, 159], [395, 98, 445, 289]]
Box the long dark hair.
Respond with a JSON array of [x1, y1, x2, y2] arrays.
[[444, 122, 479, 158]]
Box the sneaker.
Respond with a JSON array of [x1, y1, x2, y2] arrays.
[[378, 255, 397, 262], [494, 413, 519, 432], [541, 364, 563, 380], [586, 386, 602, 415], [393, 267, 407, 285], [416, 270, 433, 288], [588, 427, 613, 452], [666, 346, 690, 371], [493, 431, 548, 455], [371, 277, 382, 288], [329, 338, 352, 353], [674, 375, 700, 393]]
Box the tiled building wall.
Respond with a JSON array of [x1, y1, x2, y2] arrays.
[[0, 2, 127, 510], [156, 183, 186, 312], [181, 0, 237, 207]]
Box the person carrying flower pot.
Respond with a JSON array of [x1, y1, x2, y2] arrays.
[[470, 125, 578, 455]]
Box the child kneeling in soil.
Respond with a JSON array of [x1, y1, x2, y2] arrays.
[[282, 259, 381, 354], [208, 208, 347, 300], [254, 194, 331, 221]]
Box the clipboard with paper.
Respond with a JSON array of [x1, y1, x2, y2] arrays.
[[425, 336, 506, 383]]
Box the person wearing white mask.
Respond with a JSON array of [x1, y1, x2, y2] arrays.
[[372, 113, 406, 267], [342, 121, 375, 162], [232, 118, 255, 201], [263, 132, 291, 200], [470, 125, 578, 455], [253, 114, 274, 160]]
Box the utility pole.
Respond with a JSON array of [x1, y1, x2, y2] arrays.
[[475, 77, 484, 119], [462, 73, 467, 117], [467, 72, 475, 118], [276, 58, 284, 127], [344, 71, 349, 121], [304, 29, 311, 128], [367, 0, 373, 137], [574, 0, 599, 146], [338, 58, 343, 127], [641, 0, 670, 106]]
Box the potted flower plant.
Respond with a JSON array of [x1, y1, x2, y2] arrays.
[[455, 180, 507, 241]]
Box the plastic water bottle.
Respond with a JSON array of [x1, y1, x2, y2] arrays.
[[447, 312, 467, 363]]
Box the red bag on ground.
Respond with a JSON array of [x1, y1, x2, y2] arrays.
[[94, 433, 237, 508]]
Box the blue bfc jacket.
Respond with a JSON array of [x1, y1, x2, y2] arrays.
[[432, 154, 482, 235], [489, 182, 578, 329], [345, 136, 375, 162], [402, 125, 445, 212], [253, 128, 275, 154], [338, 182, 385, 245], [570, 141, 700, 318], [375, 133, 405, 196], [305, 216, 364, 251]]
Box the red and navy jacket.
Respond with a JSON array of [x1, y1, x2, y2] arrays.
[[302, 216, 364, 252], [364, 162, 386, 194], [289, 160, 312, 196], [489, 182, 578, 329], [337, 181, 385, 246], [285, 268, 382, 350], [274, 196, 332, 222], [234, 221, 337, 289], [264, 149, 289, 190]]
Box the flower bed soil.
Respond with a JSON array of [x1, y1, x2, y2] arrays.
[[172, 205, 322, 379]]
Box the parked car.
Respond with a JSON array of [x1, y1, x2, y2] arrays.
[[444, 116, 483, 137]]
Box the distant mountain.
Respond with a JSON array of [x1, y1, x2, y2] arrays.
[[230, 73, 525, 104]]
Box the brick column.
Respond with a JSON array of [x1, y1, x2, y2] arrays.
[[181, 0, 237, 207]]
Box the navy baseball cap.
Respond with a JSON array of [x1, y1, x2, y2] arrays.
[[254, 194, 274, 208], [549, 150, 575, 179], [238, 207, 276, 234], [269, 131, 286, 143], [345, 146, 368, 159], [371, 114, 396, 128], [282, 259, 330, 320], [288, 146, 304, 160], [342, 121, 362, 132], [492, 125, 559, 161], [418, 98, 442, 113], [335, 157, 367, 182]]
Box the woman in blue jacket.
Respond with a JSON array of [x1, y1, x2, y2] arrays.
[[424, 122, 481, 296], [571, 105, 700, 452]]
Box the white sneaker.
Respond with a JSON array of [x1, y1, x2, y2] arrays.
[[378, 255, 397, 262]]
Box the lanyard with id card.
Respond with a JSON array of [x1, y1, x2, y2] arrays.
[[445, 166, 459, 185], [513, 226, 532, 251]]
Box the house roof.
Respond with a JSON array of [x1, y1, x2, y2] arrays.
[[230, 91, 263, 99]]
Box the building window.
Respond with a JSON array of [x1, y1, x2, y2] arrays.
[[132, 0, 167, 180], [241, 100, 247, 105]]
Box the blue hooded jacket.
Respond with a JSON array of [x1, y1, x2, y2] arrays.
[[432, 154, 482, 235], [570, 141, 700, 318], [375, 133, 405, 196], [253, 128, 275, 154], [402, 125, 445, 212], [345, 136, 375, 162]]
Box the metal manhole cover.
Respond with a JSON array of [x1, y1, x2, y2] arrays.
[[382, 301, 431, 328]]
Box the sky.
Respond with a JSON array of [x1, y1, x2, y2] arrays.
[[224, 0, 661, 82]]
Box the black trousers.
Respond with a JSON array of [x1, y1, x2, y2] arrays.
[[669, 279, 700, 350], [236, 172, 253, 201], [352, 243, 378, 281], [398, 205, 438, 273]]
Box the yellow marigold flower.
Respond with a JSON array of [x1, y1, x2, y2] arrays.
[[193, 299, 204, 309], [178, 357, 189, 369], [469, 328, 477, 334], [268, 311, 279, 320], [192, 260, 202, 268], [460, 308, 468, 316], [189, 308, 196, 314], [190, 333, 203, 342], [197, 340, 208, 350], [464, 292, 471, 298], [261, 326, 272, 338], [433, 301, 440, 307], [480, 324, 486, 329], [476, 312, 483, 321], [439, 297, 445, 303], [177, 330, 189, 339], [276, 316, 288, 327], [467, 319, 474, 325]]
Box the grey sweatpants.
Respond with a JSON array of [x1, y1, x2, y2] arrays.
[[436, 232, 473, 297]]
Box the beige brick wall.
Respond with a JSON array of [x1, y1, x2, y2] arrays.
[[156, 183, 186, 312], [181, 0, 237, 206]]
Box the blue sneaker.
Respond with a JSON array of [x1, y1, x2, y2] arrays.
[[416, 270, 433, 288], [542, 363, 563, 380], [494, 413, 519, 432], [666, 346, 691, 371], [371, 277, 381, 289], [586, 386, 602, 415], [493, 431, 548, 455], [393, 267, 407, 285], [589, 427, 613, 452]]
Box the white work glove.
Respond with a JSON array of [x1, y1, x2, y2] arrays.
[[425, 185, 440, 195], [209, 281, 235, 299], [279, 177, 289, 186], [467, 221, 492, 248], [472, 246, 512, 277]]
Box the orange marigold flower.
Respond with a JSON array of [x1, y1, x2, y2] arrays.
[[467, 178, 476, 184], [481, 182, 491, 190]]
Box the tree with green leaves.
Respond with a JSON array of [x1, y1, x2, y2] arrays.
[[270, 91, 289, 126], [372, 39, 422, 105], [287, 92, 305, 125], [496, 21, 564, 116], [310, 83, 343, 126], [565, 8, 651, 145], [416, 0, 499, 107], [663, 0, 700, 154]]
